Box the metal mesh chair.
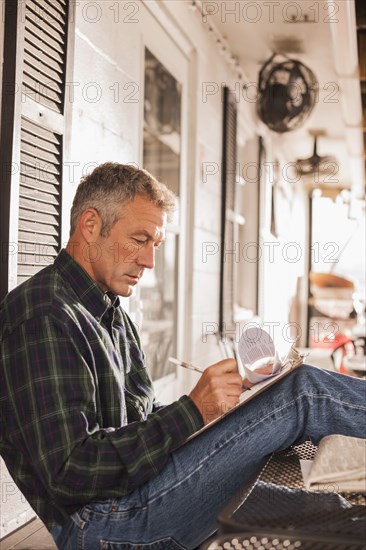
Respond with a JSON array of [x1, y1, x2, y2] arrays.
[[212, 442, 366, 550], [200, 532, 366, 550]]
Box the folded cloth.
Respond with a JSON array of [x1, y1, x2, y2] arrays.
[[305, 435, 366, 493]]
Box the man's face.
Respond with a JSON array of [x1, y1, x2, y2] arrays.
[[89, 195, 167, 297]]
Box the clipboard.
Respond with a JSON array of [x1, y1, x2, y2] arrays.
[[184, 345, 308, 443]]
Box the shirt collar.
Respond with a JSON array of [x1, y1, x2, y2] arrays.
[[54, 249, 120, 320]]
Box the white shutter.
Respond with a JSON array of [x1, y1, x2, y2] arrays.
[[0, 0, 74, 295]]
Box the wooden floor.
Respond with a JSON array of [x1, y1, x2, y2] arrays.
[[0, 519, 57, 550]]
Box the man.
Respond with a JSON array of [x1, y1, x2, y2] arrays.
[[0, 162, 365, 550]]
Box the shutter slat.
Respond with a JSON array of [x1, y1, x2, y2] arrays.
[[18, 230, 58, 247], [25, 12, 65, 46], [20, 175, 60, 196], [22, 80, 62, 111], [23, 62, 62, 90], [17, 260, 56, 283], [18, 218, 59, 236], [21, 130, 61, 157], [17, 275, 32, 284], [22, 131, 60, 157], [21, 117, 61, 145], [44, 0, 67, 17], [31, 0, 66, 28], [18, 255, 57, 268], [25, 31, 63, 66], [19, 194, 59, 214], [20, 162, 60, 184], [19, 207, 59, 227], [21, 152, 61, 175], [17, 252, 57, 266], [25, 24, 63, 61], [25, 39, 63, 74], [24, 51, 63, 83], [20, 173, 59, 194], [21, 147, 61, 170]]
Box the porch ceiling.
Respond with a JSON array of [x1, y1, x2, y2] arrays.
[[193, 0, 365, 198]]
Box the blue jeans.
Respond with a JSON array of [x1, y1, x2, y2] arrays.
[[50, 365, 366, 549]]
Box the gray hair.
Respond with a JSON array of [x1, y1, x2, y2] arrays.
[[70, 162, 177, 236]]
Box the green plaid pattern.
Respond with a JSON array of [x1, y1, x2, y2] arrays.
[[0, 250, 203, 528]]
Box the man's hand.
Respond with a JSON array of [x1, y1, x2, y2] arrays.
[[188, 359, 243, 425]]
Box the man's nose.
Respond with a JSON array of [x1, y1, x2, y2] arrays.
[[137, 244, 155, 269]]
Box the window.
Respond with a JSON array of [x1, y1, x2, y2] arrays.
[[307, 194, 365, 346], [236, 137, 261, 318], [140, 48, 182, 380]]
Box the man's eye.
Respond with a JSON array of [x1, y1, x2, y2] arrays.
[[134, 239, 147, 245]]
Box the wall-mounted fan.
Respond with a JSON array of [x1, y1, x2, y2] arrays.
[[257, 53, 318, 133], [296, 131, 339, 177]]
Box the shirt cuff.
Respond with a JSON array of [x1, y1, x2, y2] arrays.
[[155, 394, 204, 448], [178, 394, 204, 431]]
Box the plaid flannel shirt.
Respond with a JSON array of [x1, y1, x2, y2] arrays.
[[0, 249, 203, 528]]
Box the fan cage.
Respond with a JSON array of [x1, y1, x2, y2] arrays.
[[257, 53, 318, 133]]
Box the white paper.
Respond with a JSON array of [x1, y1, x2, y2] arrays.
[[239, 361, 294, 403], [238, 326, 286, 384]]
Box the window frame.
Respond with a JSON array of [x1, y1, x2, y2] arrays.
[[135, 4, 191, 396]]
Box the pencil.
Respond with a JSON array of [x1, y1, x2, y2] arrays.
[[169, 356, 251, 390], [168, 357, 204, 374]]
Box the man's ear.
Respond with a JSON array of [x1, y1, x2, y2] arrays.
[[78, 208, 102, 242]]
